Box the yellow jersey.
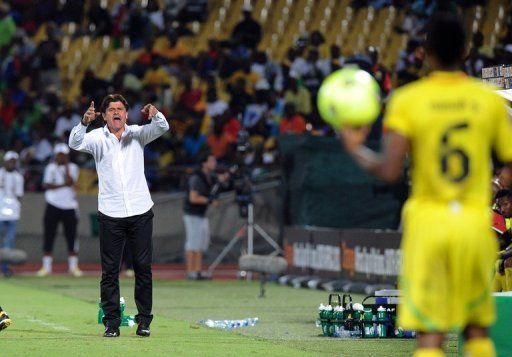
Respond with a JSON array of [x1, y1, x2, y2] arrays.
[[385, 71, 512, 208]]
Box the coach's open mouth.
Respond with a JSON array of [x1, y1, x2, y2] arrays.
[[113, 116, 121, 122]]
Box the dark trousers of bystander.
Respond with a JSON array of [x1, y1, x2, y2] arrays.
[[98, 209, 154, 328], [43, 203, 78, 253]]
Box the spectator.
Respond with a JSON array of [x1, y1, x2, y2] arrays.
[[34, 22, 61, 92], [0, 151, 24, 277], [0, 91, 17, 130], [206, 118, 235, 161], [142, 57, 172, 93], [58, 0, 84, 24], [228, 59, 260, 95], [493, 189, 512, 292], [283, 78, 312, 116], [230, 4, 262, 51], [317, 44, 344, 76], [306, 51, 327, 91], [147, 0, 165, 35], [54, 104, 81, 141], [279, 103, 306, 135], [29, 128, 53, 164], [81, 69, 109, 104], [243, 90, 268, 129], [367, 46, 392, 96], [0, 4, 16, 51], [222, 110, 241, 139], [183, 122, 206, 162], [86, 0, 113, 37], [205, 88, 228, 119], [228, 78, 252, 117], [132, 40, 158, 78], [37, 144, 82, 277], [309, 30, 328, 59], [158, 31, 190, 63], [124, 5, 151, 49], [181, 76, 204, 111], [251, 51, 272, 91], [196, 38, 221, 78]]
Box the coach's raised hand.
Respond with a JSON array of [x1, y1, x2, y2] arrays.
[[82, 101, 100, 126], [141, 104, 158, 120]]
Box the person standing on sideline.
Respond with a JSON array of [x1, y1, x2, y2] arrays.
[[69, 94, 169, 338], [37, 143, 81, 277], [0, 151, 24, 277], [339, 12, 512, 357], [183, 152, 229, 280]]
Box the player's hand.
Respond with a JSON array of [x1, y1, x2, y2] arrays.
[[211, 200, 220, 208], [82, 101, 100, 125], [339, 125, 371, 153], [141, 104, 158, 120]]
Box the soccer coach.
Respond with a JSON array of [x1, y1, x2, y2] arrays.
[[69, 94, 169, 338]]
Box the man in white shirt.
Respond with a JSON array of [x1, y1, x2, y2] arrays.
[[37, 143, 81, 278], [69, 94, 169, 338], [0, 151, 24, 277]]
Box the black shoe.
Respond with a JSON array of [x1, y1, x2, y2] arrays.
[[136, 323, 150, 337], [0, 310, 11, 332], [197, 272, 212, 281], [103, 326, 120, 337]]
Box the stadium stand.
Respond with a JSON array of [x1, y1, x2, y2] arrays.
[[0, 0, 511, 194]]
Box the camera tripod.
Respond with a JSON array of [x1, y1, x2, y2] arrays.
[[207, 203, 283, 277]]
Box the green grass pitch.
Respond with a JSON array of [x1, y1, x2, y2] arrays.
[[0, 277, 457, 356]]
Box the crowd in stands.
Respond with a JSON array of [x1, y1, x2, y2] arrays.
[[1, 0, 512, 192]]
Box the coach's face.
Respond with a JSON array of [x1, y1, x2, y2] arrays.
[[103, 101, 128, 132]]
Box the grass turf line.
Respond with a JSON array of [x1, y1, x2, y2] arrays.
[[0, 277, 457, 356]]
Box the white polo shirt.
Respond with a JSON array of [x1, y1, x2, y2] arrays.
[[43, 162, 79, 210], [0, 168, 24, 221], [69, 112, 169, 218]]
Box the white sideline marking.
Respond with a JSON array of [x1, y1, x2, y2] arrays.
[[25, 316, 71, 332]]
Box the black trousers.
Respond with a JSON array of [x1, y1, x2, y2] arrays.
[[98, 209, 154, 328], [43, 203, 78, 254]]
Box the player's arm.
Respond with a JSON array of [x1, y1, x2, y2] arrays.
[[339, 126, 409, 183]]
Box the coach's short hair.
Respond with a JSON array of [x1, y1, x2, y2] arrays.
[[100, 94, 130, 113], [425, 11, 466, 68]]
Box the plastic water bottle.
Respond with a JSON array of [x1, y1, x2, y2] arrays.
[[376, 306, 387, 337], [332, 305, 344, 337], [120, 297, 126, 313], [201, 317, 259, 329]]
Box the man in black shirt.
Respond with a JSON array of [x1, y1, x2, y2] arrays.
[[183, 152, 228, 280], [230, 5, 262, 51]]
